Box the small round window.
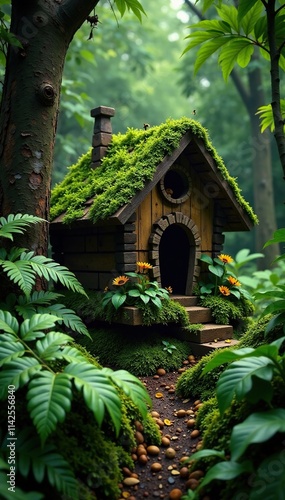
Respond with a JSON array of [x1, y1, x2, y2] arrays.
[[159, 165, 192, 204]]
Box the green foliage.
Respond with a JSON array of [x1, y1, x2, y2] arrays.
[[198, 253, 252, 301], [50, 118, 257, 225], [256, 99, 285, 133], [176, 348, 229, 401], [102, 263, 170, 311], [176, 314, 284, 402], [162, 340, 178, 355], [183, 2, 284, 79], [253, 229, 285, 333], [185, 337, 285, 499], [78, 327, 191, 376], [198, 294, 254, 326], [114, 0, 146, 22], [0, 214, 151, 498]]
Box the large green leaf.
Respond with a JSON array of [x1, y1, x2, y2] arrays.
[[0, 339, 25, 367], [250, 450, 285, 499], [0, 310, 19, 335], [218, 38, 254, 80], [202, 347, 254, 374], [0, 358, 41, 398], [102, 368, 151, 418], [114, 0, 147, 22], [27, 371, 72, 443], [55, 345, 87, 364], [19, 314, 60, 341], [64, 362, 122, 435], [230, 409, 285, 461], [200, 460, 252, 488], [237, 0, 260, 22], [0, 214, 44, 241], [35, 332, 74, 360], [217, 356, 275, 413], [240, 1, 264, 36], [9, 428, 78, 497], [217, 5, 239, 32], [194, 36, 232, 74]]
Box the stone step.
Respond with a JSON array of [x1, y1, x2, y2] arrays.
[[188, 323, 233, 343], [185, 306, 213, 324], [171, 295, 198, 307], [188, 338, 239, 357], [174, 323, 233, 343]]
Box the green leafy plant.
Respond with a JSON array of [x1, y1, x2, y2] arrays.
[[183, 337, 285, 499], [253, 229, 285, 334], [102, 261, 170, 310], [198, 253, 251, 300], [162, 340, 177, 355], [0, 214, 151, 498]]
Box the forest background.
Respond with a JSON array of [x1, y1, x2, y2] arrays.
[[1, 0, 283, 266]]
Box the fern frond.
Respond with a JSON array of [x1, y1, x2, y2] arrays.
[[102, 368, 151, 419], [0, 214, 45, 241], [18, 290, 64, 306], [56, 345, 88, 364], [0, 339, 25, 367], [27, 371, 72, 443], [0, 358, 41, 398], [37, 303, 90, 337], [19, 314, 60, 341], [27, 256, 88, 296], [8, 428, 78, 497], [1, 260, 35, 296], [64, 362, 122, 435], [35, 332, 74, 360], [0, 310, 19, 335]]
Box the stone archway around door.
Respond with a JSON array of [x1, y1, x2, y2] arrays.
[[148, 212, 201, 295]]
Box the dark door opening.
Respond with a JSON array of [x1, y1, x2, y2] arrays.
[[159, 224, 190, 295]]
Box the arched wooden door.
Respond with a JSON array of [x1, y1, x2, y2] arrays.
[[149, 212, 201, 295]]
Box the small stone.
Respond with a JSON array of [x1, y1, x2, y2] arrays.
[[123, 477, 140, 486], [168, 476, 175, 484]]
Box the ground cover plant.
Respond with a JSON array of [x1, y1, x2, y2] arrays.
[[0, 214, 152, 499], [196, 252, 255, 334], [181, 230, 285, 499]]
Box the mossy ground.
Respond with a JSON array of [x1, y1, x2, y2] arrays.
[[77, 325, 191, 376]]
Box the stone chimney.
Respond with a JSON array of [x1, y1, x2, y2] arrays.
[[90, 105, 115, 169]]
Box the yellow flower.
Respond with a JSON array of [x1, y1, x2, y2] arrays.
[[218, 254, 233, 264], [112, 276, 129, 286], [219, 285, 231, 296], [165, 286, 173, 294], [228, 276, 241, 286], [137, 261, 153, 270]]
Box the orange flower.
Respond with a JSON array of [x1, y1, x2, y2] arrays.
[[219, 285, 231, 296], [137, 261, 153, 270], [228, 276, 241, 286], [218, 254, 233, 264], [112, 276, 129, 286], [165, 286, 173, 294]]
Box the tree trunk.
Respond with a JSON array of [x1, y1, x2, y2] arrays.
[[0, 0, 98, 255]]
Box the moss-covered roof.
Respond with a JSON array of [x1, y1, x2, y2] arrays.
[[50, 117, 257, 225]]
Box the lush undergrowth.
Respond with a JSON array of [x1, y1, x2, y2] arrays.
[[77, 326, 191, 376]]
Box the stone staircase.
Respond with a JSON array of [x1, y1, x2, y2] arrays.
[[171, 295, 239, 356]]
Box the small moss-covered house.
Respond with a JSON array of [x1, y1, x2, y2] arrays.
[[50, 106, 257, 295]]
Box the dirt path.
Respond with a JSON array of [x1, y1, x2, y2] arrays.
[[119, 358, 202, 500]]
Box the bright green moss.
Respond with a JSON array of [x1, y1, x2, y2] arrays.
[[50, 118, 257, 225]]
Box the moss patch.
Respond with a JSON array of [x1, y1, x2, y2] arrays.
[[77, 326, 191, 376], [50, 118, 257, 225]]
